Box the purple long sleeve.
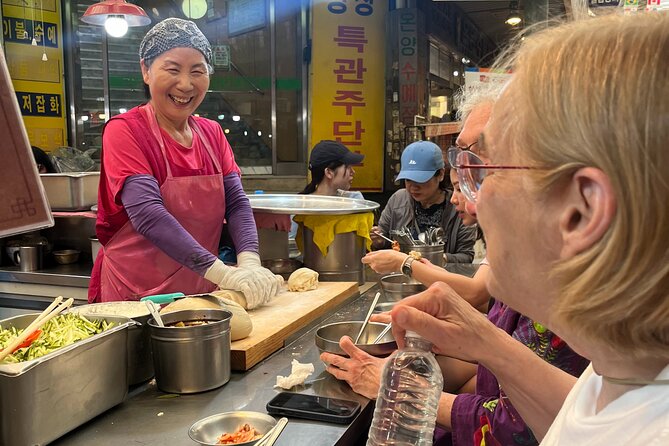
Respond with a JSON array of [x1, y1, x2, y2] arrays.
[[121, 174, 217, 275], [223, 173, 258, 253], [443, 301, 590, 446]]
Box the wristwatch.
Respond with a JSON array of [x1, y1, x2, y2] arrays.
[[401, 256, 415, 277]]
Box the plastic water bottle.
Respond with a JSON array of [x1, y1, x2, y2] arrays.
[[367, 331, 443, 446]]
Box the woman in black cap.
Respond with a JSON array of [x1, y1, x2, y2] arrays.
[[90, 18, 280, 308], [300, 140, 365, 198]]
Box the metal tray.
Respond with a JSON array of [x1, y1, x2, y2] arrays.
[[0, 313, 135, 445], [39, 172, 100, 211], [247, 194, 379, 215]]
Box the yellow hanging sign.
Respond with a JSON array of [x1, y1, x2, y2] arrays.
[[1, 0, 66, 150], [310, 0, 386, 192]]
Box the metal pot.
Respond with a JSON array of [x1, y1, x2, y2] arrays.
[[301, 227, 366, 285], [398, 243, 445, 266], [380, 273, 426, 303], [89, 236, 101, 261], [148, 309, 232, 394]]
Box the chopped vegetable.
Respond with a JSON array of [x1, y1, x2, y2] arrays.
[[0, 313, 113, 363], [12, 329, 42, 353], [217, 423, 263, 444]]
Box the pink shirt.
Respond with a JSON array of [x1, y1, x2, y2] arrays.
[[96, 106, 240, 244]]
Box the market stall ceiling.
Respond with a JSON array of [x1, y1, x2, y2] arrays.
[[446, 0, 567, 49]]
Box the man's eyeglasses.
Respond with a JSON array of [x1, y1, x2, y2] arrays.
[[456, 150, 534, 203], [447, 141, 477, 168]]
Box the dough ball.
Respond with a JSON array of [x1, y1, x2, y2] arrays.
[[210, 289, 248, 309], [287, 267, 319, 292], [161, 295, 253, 340]]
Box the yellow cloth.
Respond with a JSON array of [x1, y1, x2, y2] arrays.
[[294, 213, 373, 257]]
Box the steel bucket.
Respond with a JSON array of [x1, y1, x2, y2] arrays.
[[301, 227, 366, 285], [398, 243, 445, 266], [148, 309, 232, 394]]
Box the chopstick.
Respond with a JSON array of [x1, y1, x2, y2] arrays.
[[373, 231, 395, 244], [354, 292, 381, 345], [0, 296, 74, 362], [256, 417, 288, 446], [372, 323, 393, 345]]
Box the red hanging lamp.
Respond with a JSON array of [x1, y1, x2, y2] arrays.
[[81, 1, 151, 37]]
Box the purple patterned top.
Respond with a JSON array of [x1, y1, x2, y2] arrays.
[[437, 300, 590, 446]]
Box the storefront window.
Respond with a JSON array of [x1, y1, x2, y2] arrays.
[[67, 0, 305, 176]]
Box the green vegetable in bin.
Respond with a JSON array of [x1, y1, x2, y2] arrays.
[[0, 313, 114, 363]]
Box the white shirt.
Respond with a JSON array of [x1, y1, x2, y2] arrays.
[[541, 363, 669, 445]]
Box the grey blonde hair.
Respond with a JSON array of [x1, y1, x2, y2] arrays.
[[499, 12, 669, 358], [454, 81, 505, 126]]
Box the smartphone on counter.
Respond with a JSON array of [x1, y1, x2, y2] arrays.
[[266, 392, 361, 424]]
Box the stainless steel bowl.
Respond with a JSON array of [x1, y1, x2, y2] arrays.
[[53, 249, 80, 264], [189, 411, 277, 446], [261, 258, 302, 280], [316, 321, 396, 357]]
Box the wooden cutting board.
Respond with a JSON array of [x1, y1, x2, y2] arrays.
[[231, 281, 358, 371]]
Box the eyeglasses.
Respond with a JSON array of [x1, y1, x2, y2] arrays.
[[446, 141, 478, 168], [456, 150, 534, 203]]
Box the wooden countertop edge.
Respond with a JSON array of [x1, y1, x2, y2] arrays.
[[231, 282, 359, 370]]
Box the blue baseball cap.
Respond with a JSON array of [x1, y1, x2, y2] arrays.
[[395, 141, 445, 183]]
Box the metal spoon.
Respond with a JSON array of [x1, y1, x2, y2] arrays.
[[372, 323, 392, 344], [144, 300, 164, 327], [354, 292, 381, 344]]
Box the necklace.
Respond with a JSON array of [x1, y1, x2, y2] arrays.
[[602, 376, 669, 386]]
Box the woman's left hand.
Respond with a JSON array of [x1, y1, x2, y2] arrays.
[[321, 336, 387, 400], [362, 249, 408, 274]]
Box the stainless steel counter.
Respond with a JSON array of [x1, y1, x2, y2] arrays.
[[9, 264, 479, 445], [51, 284, 380, 446], [0, 262, 92, 288]]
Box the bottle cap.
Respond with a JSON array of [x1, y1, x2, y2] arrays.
[[405, 330, 421, 339]]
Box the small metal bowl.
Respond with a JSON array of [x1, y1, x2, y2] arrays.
[[52, 249, 80, 265], [316, 321, 396, 357], [262, 258, 303, 280], [189, 411, 277, 446]]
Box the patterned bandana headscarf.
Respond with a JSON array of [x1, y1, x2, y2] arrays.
[[139, 18, 212, 71]]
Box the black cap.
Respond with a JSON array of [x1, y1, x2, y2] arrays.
[[308, 140, 364, 170]]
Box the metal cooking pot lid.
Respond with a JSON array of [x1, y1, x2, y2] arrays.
[[247, 194, 379, 215]]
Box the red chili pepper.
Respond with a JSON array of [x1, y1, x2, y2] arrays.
[[12, 329, 42, 353]]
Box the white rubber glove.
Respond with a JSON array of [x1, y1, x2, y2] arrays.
[[236, 252, 282, 305], [204, 259, 262, 309], [204, 255, 281, 309]]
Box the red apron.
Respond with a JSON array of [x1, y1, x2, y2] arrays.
[[97, 104, 226, 302]]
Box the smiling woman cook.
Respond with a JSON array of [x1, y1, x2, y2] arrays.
[[89, 18, 280, 308]]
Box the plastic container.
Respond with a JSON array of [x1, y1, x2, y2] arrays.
[[367, 331, 443, 446]]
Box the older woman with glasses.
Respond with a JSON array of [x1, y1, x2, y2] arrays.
[[370, 141, 477, 263], [389, 12, 669, 445], [344, 89, 588, 446]]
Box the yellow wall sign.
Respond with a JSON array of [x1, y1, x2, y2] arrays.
[[1, 0, 66, 151], [310, 0, 386, 192]]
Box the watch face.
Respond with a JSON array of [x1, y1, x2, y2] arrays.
[[182, 0, 208, 19]]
